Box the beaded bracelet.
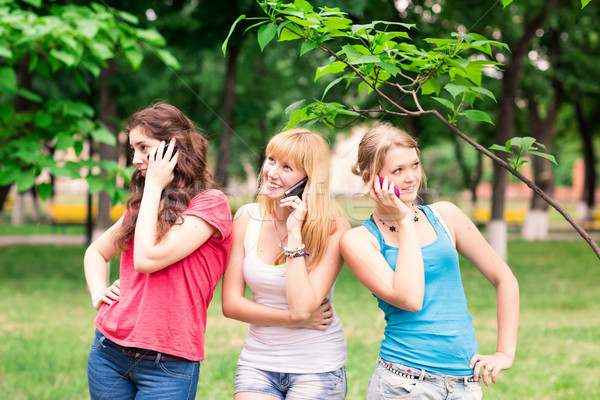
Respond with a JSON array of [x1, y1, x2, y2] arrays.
[[283, 244, 310, 258]]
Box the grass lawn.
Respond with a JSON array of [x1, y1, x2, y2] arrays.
[[0, 240, 599, 399]]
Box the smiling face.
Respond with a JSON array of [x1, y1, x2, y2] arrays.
[[378, 146, 422, 204], [129, 127, 162, 177], [262, 154, 307, 200]]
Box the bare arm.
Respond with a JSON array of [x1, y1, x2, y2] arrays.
[[340, 179, 425, 311], [437, 201, 519, 386], [284, 216, 350, 322], [221, 204, 333, 330], [132, 140, 217, 273], [84, 218, 122, 309]]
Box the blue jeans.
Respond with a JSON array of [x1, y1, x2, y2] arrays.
[[87, 329, 200, 400], [367, 358, 482, 400], [234, 363, 347, 399]]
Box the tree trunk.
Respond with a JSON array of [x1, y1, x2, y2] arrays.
[[489, 13, 546, 259], [11, 57, 34, 226], [522, 89, 559, 240], [215, 45, 240, 188], [0, 185, 12, 214], [575, 99, 598, 220], [96, 60, 119, 240]]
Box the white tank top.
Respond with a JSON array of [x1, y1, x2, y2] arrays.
[[237, 204, 347, 373]]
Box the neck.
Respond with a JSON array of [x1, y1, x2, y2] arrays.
[[271, 199, 292, 223]]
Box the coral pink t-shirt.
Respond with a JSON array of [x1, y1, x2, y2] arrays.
[[95, 189, 232, 361]]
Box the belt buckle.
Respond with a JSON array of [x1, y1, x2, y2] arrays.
[[122, 348, 141, 358]]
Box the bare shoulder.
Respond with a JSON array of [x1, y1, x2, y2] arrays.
[[341, 225, 376, 247], [335, 217, 351, 234], [232, 203, 260, 231], [430, 201, 467, 220]]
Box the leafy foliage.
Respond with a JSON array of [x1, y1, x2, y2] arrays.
[[489, 137, 557, 170], [224, 0, 507, 132], [0, 0, 178, 202]]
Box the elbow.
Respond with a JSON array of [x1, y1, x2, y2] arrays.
[[390, 291, 424, 312], [133, 256, 157, 274], [221, 299, 235, 319], [403, 297, 423, 312], [289, 308, 311, 323]]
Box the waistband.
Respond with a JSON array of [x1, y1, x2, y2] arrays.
[[101, 336, 189, 362], [377, 357, 476, 384]]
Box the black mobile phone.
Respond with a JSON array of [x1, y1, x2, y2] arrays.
[[284, 177, 308, 198], [147, 145, 177, 161]]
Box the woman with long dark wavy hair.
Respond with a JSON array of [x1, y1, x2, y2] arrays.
[[84, 102, 232, 399]]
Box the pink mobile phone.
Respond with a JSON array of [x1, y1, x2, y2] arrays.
[[377, 176, 400, 198]]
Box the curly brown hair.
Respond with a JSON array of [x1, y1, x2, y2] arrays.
[[113, 102, 217, 251]]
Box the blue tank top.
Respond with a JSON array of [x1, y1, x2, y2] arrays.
[[363, 205, 478, 376]]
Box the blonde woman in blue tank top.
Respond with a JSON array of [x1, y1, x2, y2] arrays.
[[222, 129, 350, 399], [340, 123, 519, 399]]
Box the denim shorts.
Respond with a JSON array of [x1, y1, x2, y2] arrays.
[[366, 358, 482, 400], [87, 329, 200, 400], [234, 363, 347, 400]]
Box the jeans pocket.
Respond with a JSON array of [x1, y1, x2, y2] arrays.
[[380, 367, 418, 399], [89, 330, 104, 351], [466, 381, 483, 400], [324, 368, 346, 395], [158, 360, 200, 380]]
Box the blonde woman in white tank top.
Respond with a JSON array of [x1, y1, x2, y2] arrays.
[[222, 129, 350, 400]]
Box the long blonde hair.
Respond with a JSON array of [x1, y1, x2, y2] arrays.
[[351, 122, 427, 191], [258, 129, 339, 270]]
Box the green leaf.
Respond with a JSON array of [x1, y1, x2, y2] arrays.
[[300, 40, 319, 56], [222, 15, 246, 56], [421, 78, 441, 96], [124, 47, 143, 70], [86, 175, 104, 194], [16, 88, 42, 103], [0, 67, 17, 93], [529, 151, 558, 165], [294, 0, 314, 12], [118, 10, 139, 25], [81, 59, 101, 78], [461, 109, 494, 125], [322, 76, 345, 99], [342, 45, 381, 65], [322, 17, 352, 30], [90, 127, 117, 146], [315, 61, 346, 81], [582, 0, 592, 7], [432, 97, 454, 110], [136, 29, 165, 46], [37, 182, 52, 200], [279, 23, 304, 42], [20, 0, 42, 7], [90, 42, 114, 60], [502, 0, 514, 7], [55, 133, 75, 151], [76, 20, 99, 39], [16, 169, 37, 192], [257, 23, 278, 51], [444, 83, 469, 99], [0, 45, 12, 59], [377, 61, 398, 77], [285, 100, 306, 116], [49, 49, 76, 67], [34, 111, 53, 128], [489, 144, 511, 153], [156, 49, 180, 70], [510, 136, 536, 150]]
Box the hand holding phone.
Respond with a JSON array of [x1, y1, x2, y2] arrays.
[[148, 144, 177, 161], [377, 176, 400, 198], [285, 177, 308, 198]]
